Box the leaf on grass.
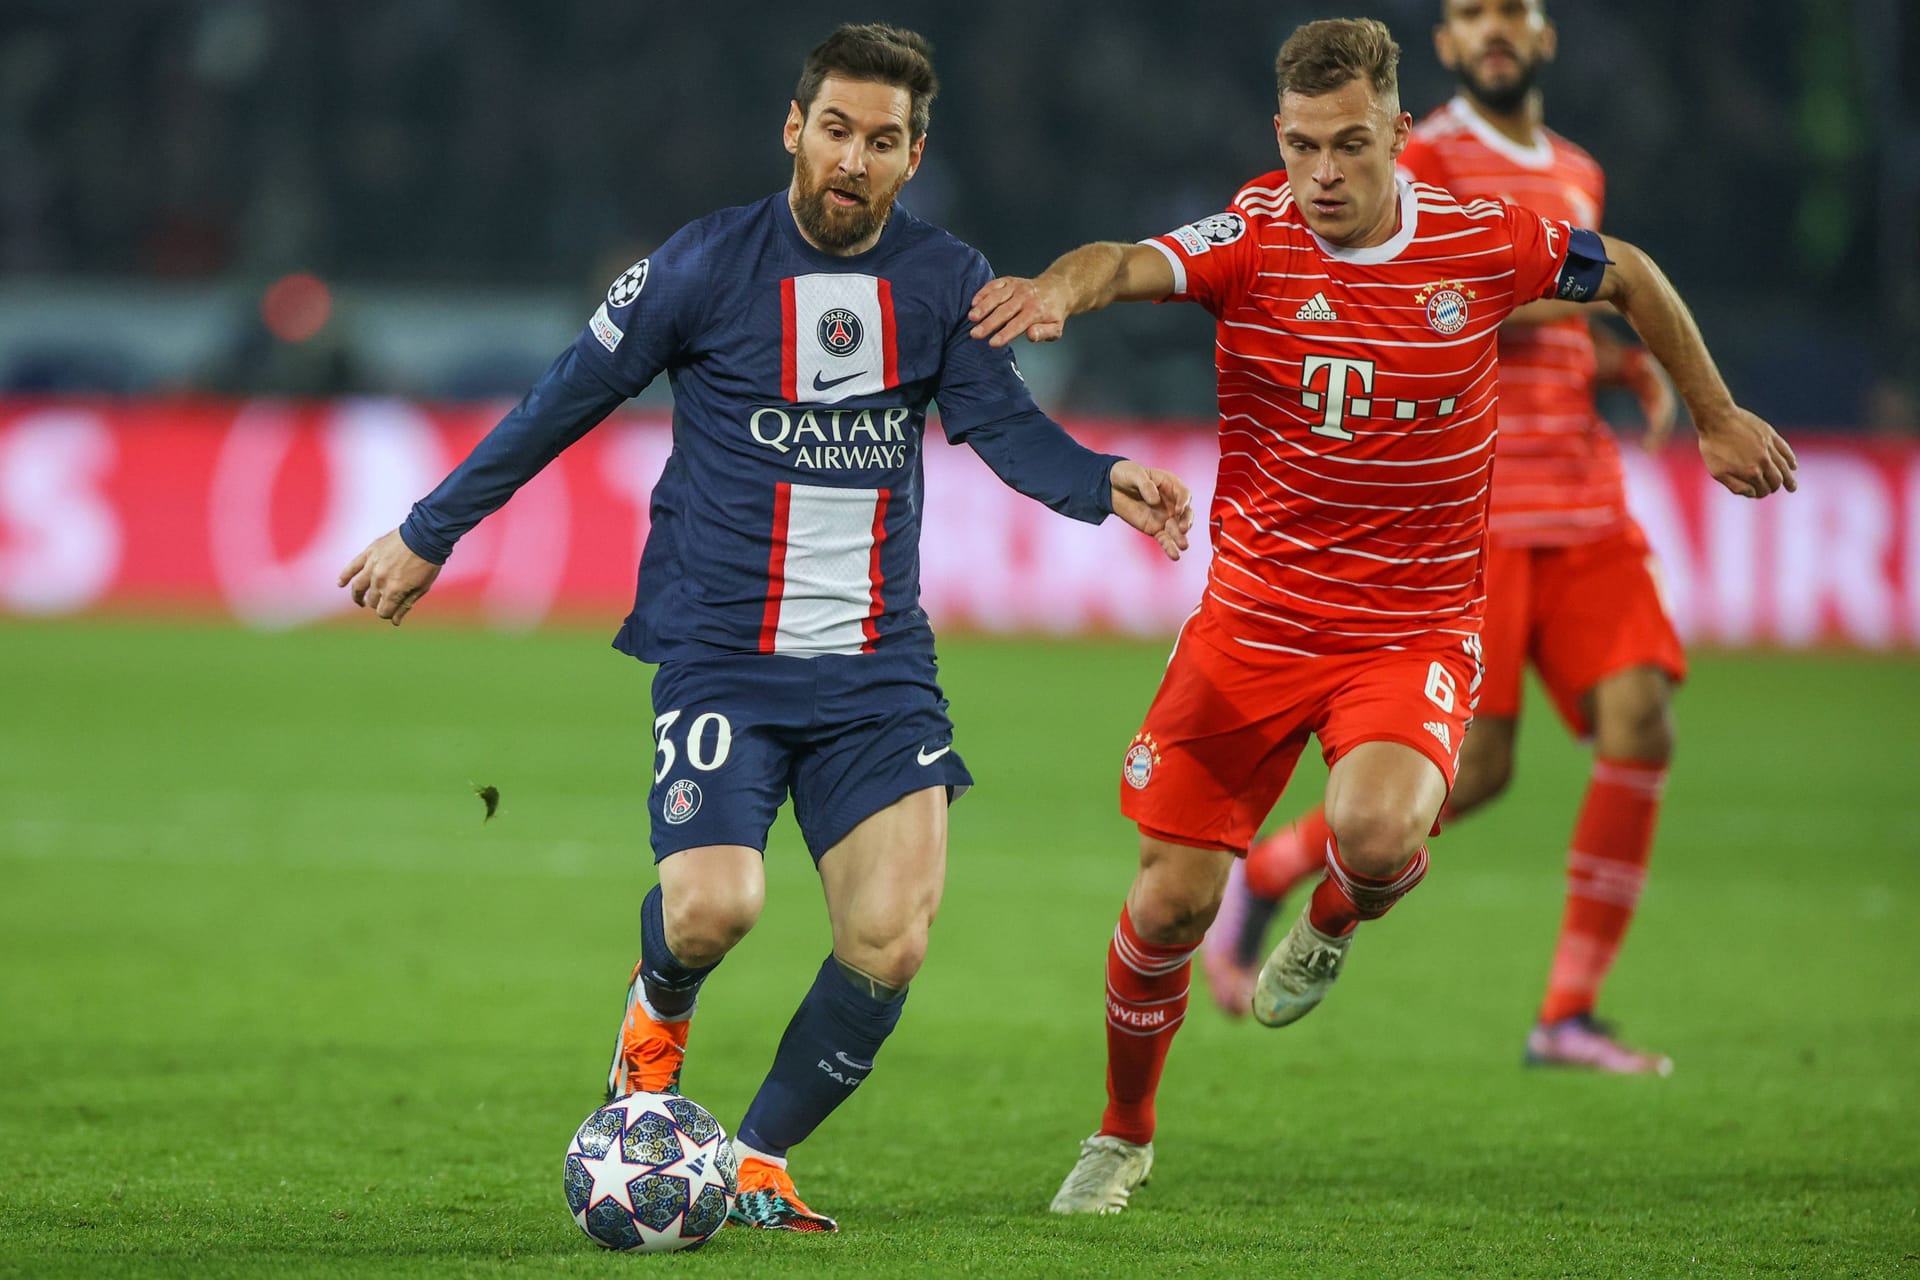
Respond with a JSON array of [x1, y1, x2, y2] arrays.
[[473, 784, 500, 822]]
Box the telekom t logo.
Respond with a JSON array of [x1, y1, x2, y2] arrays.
[[1301, 354, 1376, 442]]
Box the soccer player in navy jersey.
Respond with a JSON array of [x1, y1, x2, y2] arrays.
[[337, 24, 1193, 1234]]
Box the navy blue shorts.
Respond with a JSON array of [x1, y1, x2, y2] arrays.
[[645, 648, 973, 862]]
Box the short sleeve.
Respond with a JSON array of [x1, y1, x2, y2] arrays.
[[1504, 201, 1579, 308], [1140, 208, 1259, 316], [934, 251, 1044, 441], [570, 223, 710, 399]]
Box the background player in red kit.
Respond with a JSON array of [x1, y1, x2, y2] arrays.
[[1205, 0, 1693, 1077], [968, 16, 1796, 1213]]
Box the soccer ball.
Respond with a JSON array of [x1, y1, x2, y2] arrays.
[[563, 1092, 738, 1252]]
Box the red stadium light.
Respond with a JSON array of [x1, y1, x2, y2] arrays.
[[261, 273, 333, 343]]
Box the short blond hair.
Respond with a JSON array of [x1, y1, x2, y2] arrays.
[[1275, 18, 1400, 111]]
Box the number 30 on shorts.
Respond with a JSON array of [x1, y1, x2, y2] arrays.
[[652, 709, 733, 782], [1423, 662, 1457, 713]]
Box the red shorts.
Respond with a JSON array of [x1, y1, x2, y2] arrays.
[[1480, 524, 1687, 737], [1119, 607, 1482, 853]]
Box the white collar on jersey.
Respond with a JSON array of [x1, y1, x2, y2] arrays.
[[1446, 95, 1554, 169], [1308, 176, 1420, 265]]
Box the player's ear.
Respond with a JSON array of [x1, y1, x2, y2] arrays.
[[904, 134, 926, 181], [1391, 111, 1413, 157], [1433, 22, 1458, 71], [1538, 18, 1558, 64], [784, 101, 804, 156]]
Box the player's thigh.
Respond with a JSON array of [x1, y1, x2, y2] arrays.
[[1120, 610, 1315, 853], [1321, 741, 1449, 875], [1531, 528, 1687, 738], [646, 658, 803, 861], [1583, 664, 1676, 763], [1126, 834, 1238, 945], [816, 785, 948, 979]]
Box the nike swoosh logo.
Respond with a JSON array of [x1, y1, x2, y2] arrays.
[[812, 370, 863, 392], [916, 744, 952, 766]]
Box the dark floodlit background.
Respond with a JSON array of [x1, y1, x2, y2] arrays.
[[3, 0, 1915, 427]]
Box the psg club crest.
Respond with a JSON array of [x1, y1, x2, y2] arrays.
[[1123, 732, 1161, 790], [663, 779, 702, 825], [609, 259, 650, 309], [817, 308, 864, 357], [1415, 279, 1474, 335]]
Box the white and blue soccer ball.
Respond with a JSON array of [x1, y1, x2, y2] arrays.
[[564, 1092, 738, 1252]]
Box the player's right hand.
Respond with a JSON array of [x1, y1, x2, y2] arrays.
[[338, 529, 442, 626], [968, 276, 1068, 348], [1696, 407, 1798, 499]]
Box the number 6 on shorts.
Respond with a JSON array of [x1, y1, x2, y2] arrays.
[[1423, 661, 1457, 713]]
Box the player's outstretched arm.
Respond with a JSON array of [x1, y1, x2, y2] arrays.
[[1595, 235, 1796, 497], [1108, 460, 1195, 562], [338, 529, 442, 627], [968, 242, 1177, 348]]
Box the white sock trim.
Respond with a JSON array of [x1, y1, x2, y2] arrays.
[[734, 1139, 786, 1169]]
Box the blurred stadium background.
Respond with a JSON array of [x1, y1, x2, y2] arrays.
[[3, 3, 1917, 1275]]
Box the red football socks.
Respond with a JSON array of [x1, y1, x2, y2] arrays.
[[1306, 836, 1430, 936], [1100, 906, 1195, 1145], [1538, 757, 1666, 1024]]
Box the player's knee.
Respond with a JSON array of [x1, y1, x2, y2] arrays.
[[1326, 800, 1427, 880], [838, 920, 931, 989], [663, 880, 762, 962], [1127, 838, 1226, 946], [1595, 676, 1675, 764]]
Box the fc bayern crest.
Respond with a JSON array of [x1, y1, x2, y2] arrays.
[[1417, 280, 1472, 335], [609, 259, 650, 309], [1191, 212, 1246, 246], [817, 308, 864, 357], [663, 779, 702, 825], [1122, 732, 1161, 790]]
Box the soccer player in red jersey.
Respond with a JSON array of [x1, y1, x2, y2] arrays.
[[968, 16, 1795, 1213], [1204, 0, 1695, 1077]]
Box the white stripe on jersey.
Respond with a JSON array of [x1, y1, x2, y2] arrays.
[[1140, 238, 1188, 297], [768, 483, 882, 656]]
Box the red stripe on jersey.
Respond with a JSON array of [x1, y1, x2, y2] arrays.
[[861, 488, 891, 652], [877, 277, 899, 388], [780, 277, 798, 402], [759, 482, 792, 654]]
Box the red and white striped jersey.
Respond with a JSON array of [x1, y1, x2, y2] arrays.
[[1143, 172, 1575, 655], [1401, 97, 1626, 546]]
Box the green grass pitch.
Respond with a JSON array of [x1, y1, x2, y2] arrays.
[[2, 620, 1916, 1278]]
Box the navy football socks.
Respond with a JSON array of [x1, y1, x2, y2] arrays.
[[736, 954, 907, 1159], [638, 884, 716, 1018]]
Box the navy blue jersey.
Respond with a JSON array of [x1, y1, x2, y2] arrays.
[[401, 191, 1121, 662]]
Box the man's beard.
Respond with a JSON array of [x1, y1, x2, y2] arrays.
[[791, 159, 902, 252], [1459, 57, 1539, 115]]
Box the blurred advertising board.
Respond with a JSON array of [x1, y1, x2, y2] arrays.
[[1, 399, 1915, 648]]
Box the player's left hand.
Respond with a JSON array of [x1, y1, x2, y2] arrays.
[[1622, 347, 1677, 451], [1109, 461, 1194, 561], [1696, 406, 1798, 499], [338, 529, 442, 626]]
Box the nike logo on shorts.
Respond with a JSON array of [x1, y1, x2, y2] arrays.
[[916, 744, 952, 766]]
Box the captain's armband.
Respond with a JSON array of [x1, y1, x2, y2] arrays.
[[1553, 226, 1612, 302]]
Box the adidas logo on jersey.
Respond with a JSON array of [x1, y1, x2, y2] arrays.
[[1423, 720, 1453, 752], [1294, 292, 1338, 321]]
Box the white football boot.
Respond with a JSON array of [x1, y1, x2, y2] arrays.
[[1251, 910, 1353, 1027], [1049, 1134, 1154, 1214]]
